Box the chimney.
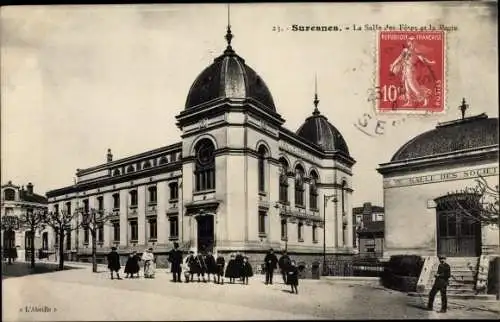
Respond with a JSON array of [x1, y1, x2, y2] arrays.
[[27, 183, 33, 194], [107, 148, 113, 163]]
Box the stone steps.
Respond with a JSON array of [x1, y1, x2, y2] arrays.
[[426, 257, 480, 296]]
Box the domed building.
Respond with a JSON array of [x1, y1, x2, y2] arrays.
[[46, 25, 356, 272], [377, 104, 499, 296]]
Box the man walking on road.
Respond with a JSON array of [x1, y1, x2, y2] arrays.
[[278, 251, 291, 284], [427, 255, 451, 313], [264, 248, 278, 285]]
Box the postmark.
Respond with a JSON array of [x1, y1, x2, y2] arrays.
[[376, 31, 445, 114]]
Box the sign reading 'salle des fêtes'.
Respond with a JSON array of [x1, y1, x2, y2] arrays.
[[383, 166, 499, 188]]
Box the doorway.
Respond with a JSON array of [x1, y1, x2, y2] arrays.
[[196, 215, 214, 254], [436, 195, 481, 257], [3, 229, 15, 260]]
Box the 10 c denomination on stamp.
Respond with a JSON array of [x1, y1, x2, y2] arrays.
[[377, 31, 445, 113]]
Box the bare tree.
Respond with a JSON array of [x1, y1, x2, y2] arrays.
[[75, 207, 115, 273], [18, 207, 46, 269], [43, 209, 81, 271]]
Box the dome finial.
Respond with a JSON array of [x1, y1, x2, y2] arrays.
[[313, 73, 320, 115], [224, 4, 234, 54], [459, 97, 469, 120]]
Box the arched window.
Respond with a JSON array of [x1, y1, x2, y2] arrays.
[[126, 165, 135, 173], [143, 161, 152, 169], [194, 139, 216, 192], [309, 171, 319, 210], [3, 188, 15, 201], [279, 158, 289, 203], [257, 145, 268, 193], [295, 165, 305, 207], [159, 156, 168, 165], [113, 169, 121, 176]]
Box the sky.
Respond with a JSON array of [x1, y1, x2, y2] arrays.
[[1, 2, 498, 208]]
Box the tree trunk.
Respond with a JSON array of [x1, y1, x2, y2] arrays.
[[30, 229, 35, 269], [92, 230, 97, 273], [59, 230, 65, 271]]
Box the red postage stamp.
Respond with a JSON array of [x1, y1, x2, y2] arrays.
[[377, 31, 445, 113]]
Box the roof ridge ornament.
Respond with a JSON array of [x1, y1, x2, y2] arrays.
[[459, 97, 469, 120], [224, 4, 235, 55], [313, 73, 320, 115]]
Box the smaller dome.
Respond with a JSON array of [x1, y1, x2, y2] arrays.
[[391, 113, 499, 162], [296, 107, 350, 155]]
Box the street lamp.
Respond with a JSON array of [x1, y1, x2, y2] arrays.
[[323, 194, 337, 275]]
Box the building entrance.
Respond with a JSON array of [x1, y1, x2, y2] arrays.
[[435, 195, 481, 257], [197, 215, 214, 254]]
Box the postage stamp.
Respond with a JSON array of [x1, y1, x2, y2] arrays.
[[376, 31, 445, 113]]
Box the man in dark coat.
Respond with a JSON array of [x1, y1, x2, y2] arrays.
[[106, 247, 122, 280], [427, 255, 451, 313], [235, 252, 244, 281], [264, 248, 278, 285], [204, 250, 217, 283], [168, 242, 183, 283], [278, 251, 291, 284]]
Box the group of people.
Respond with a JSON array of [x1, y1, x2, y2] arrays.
[[106, 247, 156, 280], [107, 244, 300, 294]]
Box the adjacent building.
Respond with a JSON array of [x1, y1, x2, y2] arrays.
[[352, 202, 384, 258], [45, 25, 357, 270], [377, 109, 499, 259], [1, 182, 48, 261]]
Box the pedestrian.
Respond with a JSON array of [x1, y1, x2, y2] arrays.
[[278, 250, 291, 284], [196, 252, 208, 282], [106, 247, 122, 280], [168, 242, 183, 283], [142, 248, 156, 279], [187, 250, 198, 282], [204, 250, 217, 283], [241, 256, 253, 285], [287, 260, 299, 294], [124, 251, 140, 278], [235, 252, 244, 282], [225, 254, 238, 284], [264, 248, 278, 285], [215, 253, 225, 284], [427, 255, 451, 313], [183, 253, 192, 283]]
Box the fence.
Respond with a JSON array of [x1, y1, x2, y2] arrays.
[[323, 257, 386, 277]]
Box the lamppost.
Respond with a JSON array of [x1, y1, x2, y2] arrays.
[[323, 194, 337, 275], [274, 202, 290, 252]]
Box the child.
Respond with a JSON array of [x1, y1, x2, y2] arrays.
[[215, 253, 225, 284], [225, 254, 237, 284], [287, 260, 299, 294], [241, 256, 253, 285]]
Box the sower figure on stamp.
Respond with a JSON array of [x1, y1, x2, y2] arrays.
[[264, 248, 278, 285], [427, 255, 451, 313], [107, 247, 122, 280], [168, 242, 183, 283]]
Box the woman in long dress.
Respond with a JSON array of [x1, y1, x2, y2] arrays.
[[225, 254, 238, 284], [142, 248, 156, 278], [389, 36, 436, 107], [286, 260, 299, 294]]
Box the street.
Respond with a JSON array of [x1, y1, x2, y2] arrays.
[[2, 262, 498, 321]]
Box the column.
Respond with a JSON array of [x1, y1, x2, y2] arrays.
[[287, 175, 295, 208], [304, 180, 310, 211], [138, 185, 146, 245], [119, 189, 128, 247], [345, 191, 353, 248], [157, 181, 168, 244], [103, 192, 112, 247]]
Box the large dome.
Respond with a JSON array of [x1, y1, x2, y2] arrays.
[[296, 107, 350, 155], [184, 29, 276, 112], [391, 113, 499, 162]]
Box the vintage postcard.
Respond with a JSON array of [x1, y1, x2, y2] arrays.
[[1, 2, 498, 321]]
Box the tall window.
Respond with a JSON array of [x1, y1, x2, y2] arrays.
[[97, 196, 104, 211], [258, 211, 267, 235], [281, 219, 287, 240], [148, 186, 157, 204], [279, 158, 289, 203], [130, 220, 138, 241], [257, 145, 267, 193], [194, 139, 216, 191], [129, 190, 138, 207], [169, 216, 179, 239], [65, 202, 72, 215], [309, 171, 319, 210], [66, 229, 71, 250], [148, 217, 157, 240], [4, 188, 15, 200], [25, 231, 34, 250], [112, 193, 120, 210], [83, 199, 89, 214], [341, 181, 347, 215], [84, 228, 89, 244], [169, 182, 179, 200], [112, 222, 120, 242], [298, 222, 304, 241], [295, 165, 305, 206], [54, 204, 60, 215], [42, 232, 48, 250], [97, 223, 104, 243], [312, 225, 318, 243], [54, 228, 59, 245]]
